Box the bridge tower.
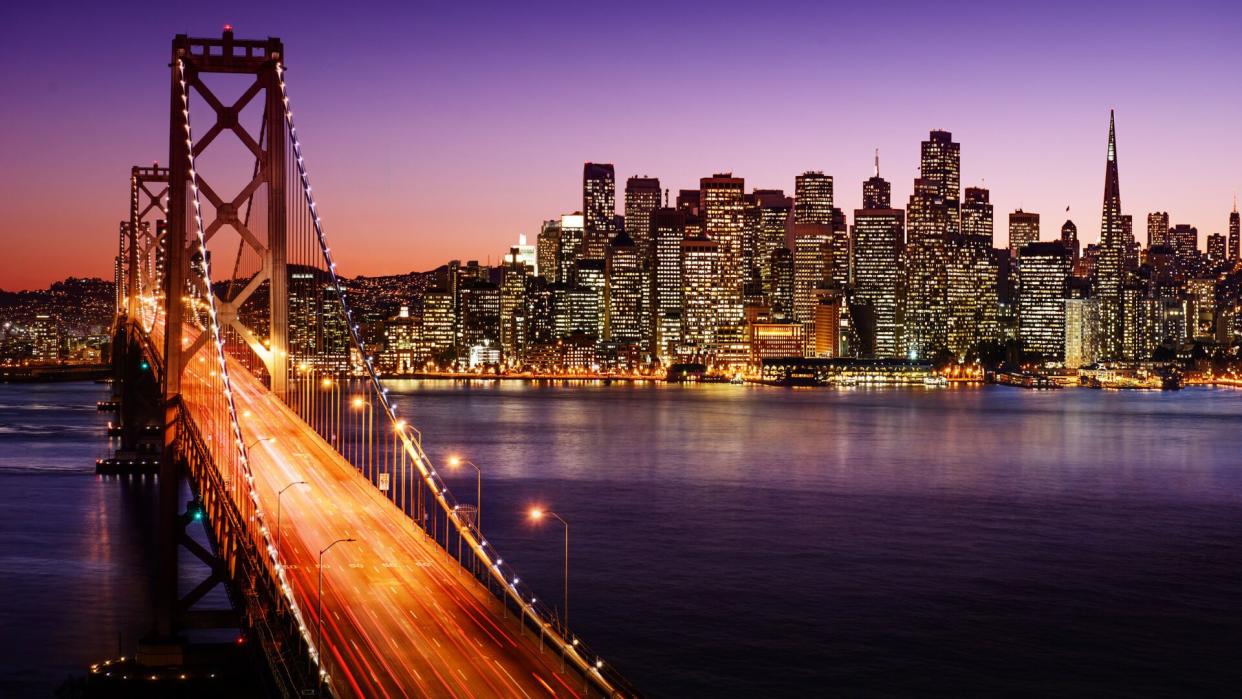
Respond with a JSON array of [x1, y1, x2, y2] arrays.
[[157, 27, 288, 641]]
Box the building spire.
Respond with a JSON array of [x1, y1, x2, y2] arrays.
[[1107, 109, 1117, 163], [874, 148, 880, 178]]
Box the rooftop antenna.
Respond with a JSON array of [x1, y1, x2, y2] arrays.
[[874, 149, 880, 178], [664, 188, 670, 207]]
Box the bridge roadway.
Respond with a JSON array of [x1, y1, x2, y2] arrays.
[[172, 330, 591, 698]]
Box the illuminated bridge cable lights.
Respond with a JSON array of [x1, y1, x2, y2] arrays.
[[275, 65, 629, 696], [175, 58, 323, 688]]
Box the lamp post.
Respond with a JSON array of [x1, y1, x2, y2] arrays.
[[447, 455, 482, 537], [528, 508, 569, 635], [317, 537, 355, 697], [351, 396, 373, 480], [275, 480, 307, 546]]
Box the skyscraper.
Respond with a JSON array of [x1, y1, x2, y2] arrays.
[[961, 187, 993, 247], [1060, 220, 1080, 264], [1230, 199, 1240, 261], [650, 207, 686, 359], [1017, 242, 1070, 360], [604, 231, 643, 343], [583, 163, 616, 260], [624, 176, 662, 259], [947, 188, 999, 357], [751, 189, 792, 291], [794, 172, 834, 225], [920, 130, 961, 231], [700, 174, 746, 328], [852, 163, 905, 358], [536, 219, 560, 283], [904, 176, 951, 357], [556, 214, 585, 284], [1208, 232, 1226, 262], [681, 234, 720, 353], [1147, 211, 1170, 249], [1095, 110, 1126, 360], [1008, 210, 1040, 258]]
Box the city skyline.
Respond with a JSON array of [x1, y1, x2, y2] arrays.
[[4, 1, 1242, 289]]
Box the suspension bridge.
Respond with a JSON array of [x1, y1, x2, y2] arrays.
[[103, 27, 636, 698]]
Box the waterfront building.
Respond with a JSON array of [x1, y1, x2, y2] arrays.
[[700, 174, 747, 329], [852, 164, 905, 358], [30, 314, 60, 363], [1064, 297, 1099, 369], [499, 254, 529, 357], [904, 176, 950, 358], [650, 207, 686, 359], [1008, 210, 1040, 258], [813, 289, 843, 357], [681, 234, 720, 355], [458, 279, 501, 351], [605, 231, 643, 343], [946, 235, 999, 358], [583, 163, 616, 260], [748, 322, 804, 365], [1017, 242, 1071, 360]]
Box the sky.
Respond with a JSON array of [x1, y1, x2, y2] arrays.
[[1, 0, 1240, 290]]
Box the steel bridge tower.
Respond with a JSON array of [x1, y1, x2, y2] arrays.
[[156, 27, 289, 643]]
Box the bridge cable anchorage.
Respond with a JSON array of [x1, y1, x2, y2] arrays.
[[276, 64, 628, 697], [176, 58, 323, 685]]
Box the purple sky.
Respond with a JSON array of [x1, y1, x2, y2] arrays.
[[2, 0, 1240, 289]]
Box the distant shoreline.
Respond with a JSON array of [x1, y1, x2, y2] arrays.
[[0, 364, 109, 383]]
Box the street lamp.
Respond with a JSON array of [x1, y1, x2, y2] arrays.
[[317, 537, 355, 698], [275, 480, 308, 546], [351, 396, 374, 479], [447, 455, 482, 536], [245, 436, 274, 450], [528, 508, 569, 635]]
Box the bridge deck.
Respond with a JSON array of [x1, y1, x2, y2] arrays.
[[171, 328, 593, 698]]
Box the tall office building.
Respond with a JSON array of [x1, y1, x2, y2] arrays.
[[1008, 210, 1040, 258], [904, 177, 951, 357], [920, 130, 961, 232], [1017, 242, 1071, 360], [830, 207, 851, 289], [681, 234, 720, 353], [583, 163, 616, 260], [1060, 220, 1080, 264], [499, 253, 530, 357], [792, 223, 833, 325], [961, 187, 993, 247], [1169, 224, 1199, 280], [556, 213, 585, 284], [605, 231, 643, 343], [1230, 199, 1240, 261], [537, 219, 560, 283], [768, 247, 795, 322], [794, 172, 834, 225], [1147, 211, 1170, 249], [752, 190, 792, 290], [1208, 233, 1227, 262], [1095, 110, 1127, 359], [700, 174, 747, 328], [650, 208, 686, 359], [862, 150, 890, 209], [852, 164, 905, 358], [624, 176, 662, 258], [504, 233, 538, 275], [574, 259, 606, 338], [1064, 297, 1100, 369]]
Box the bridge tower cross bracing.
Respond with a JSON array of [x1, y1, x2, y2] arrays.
[[159, 27, 288, 640]]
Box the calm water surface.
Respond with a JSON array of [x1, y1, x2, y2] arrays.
[[2, 380, 1240, 696]]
